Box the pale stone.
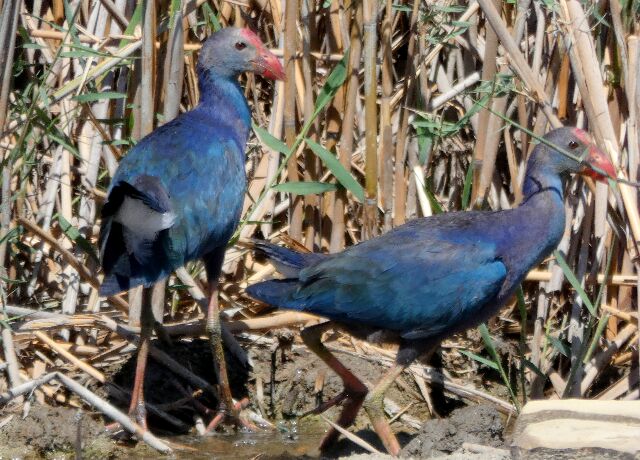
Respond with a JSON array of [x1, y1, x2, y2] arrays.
[[520, 398, 640, 421], [514, 418, 640, 454]]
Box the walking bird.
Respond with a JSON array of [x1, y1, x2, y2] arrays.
[[99, 27, 284, 430], [246, 127, 615, 455]]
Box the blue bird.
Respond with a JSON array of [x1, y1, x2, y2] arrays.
[[246, 127, 615, 455], [99, 27, 284, 431]]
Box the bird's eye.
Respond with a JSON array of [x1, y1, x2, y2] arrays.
[[568, 140, 579, 149], [235, 42, 247, 50]]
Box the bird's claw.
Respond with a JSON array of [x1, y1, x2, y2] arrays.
[[131, 402, 148, 431], [203, 397, 257, 433], [104, 404, 148, 439]]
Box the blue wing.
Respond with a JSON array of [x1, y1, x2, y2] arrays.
[[100, 110, 247, 295], [247, 214, 508, 339]]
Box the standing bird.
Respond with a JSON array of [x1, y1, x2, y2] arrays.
[[246, 127, 615, 455], [99, 27, 284, 430]]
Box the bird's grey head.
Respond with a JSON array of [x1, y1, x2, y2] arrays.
[[197, 27, 285, 80], [529, 127, 614, 181]]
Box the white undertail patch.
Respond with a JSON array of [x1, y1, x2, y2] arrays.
[[114, 196, 176, 262]]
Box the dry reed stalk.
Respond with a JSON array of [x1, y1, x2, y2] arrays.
[[379, 0, 393, 232], [477, 0, 561, 128], [471, 0, 499, 206], [362, 0, 378, 240], [392, 0, 419, 227], [0, 0, 21, 272], [283, 0, 302, 242], [300, 0, 319, 250], [34, 331, 105, 383], [481, 61, 521, 208], [327, 1, 349, 252]]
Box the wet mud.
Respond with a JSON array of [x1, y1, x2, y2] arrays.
[[0, 336, 510, 459]]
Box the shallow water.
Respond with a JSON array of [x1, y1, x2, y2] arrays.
[[153, 422, 326, 459]]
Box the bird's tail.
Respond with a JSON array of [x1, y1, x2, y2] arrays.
[[245, 279, 301, 308], [243, 239, 324, 277]]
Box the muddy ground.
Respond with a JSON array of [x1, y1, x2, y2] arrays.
[[0, 335, 510, 459]]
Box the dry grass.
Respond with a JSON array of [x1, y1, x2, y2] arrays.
[[1, 0, 639, 445]]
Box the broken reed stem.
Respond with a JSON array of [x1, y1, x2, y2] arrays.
[[56, 372, 173, 453], [34, 331, 105, 383], [321, 415, 382, 454]]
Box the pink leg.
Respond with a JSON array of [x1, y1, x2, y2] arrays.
[[362, 363, 408, 456], [300, 322, 369, 450], [128, 289, 155, 430], [204, 283, 255, 432]]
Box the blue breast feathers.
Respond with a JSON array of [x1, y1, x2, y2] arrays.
[[99, 86, 249, 296]]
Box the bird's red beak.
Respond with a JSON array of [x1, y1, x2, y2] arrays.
[[253, 48, 286, 80], [240, 28, 285, 81], [580, 144, 616, 182], [572, 128, 615, 182]]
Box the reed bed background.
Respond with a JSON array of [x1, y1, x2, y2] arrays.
[[1, 0, 639, 444]]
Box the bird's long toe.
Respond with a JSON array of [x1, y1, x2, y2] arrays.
[[104, 404, 149, 440], [129, 402, 149, 432], [203, 397, 257, 433]]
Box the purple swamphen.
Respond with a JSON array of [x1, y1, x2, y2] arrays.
[[246, 127, 615, 455], [99, 27, 284, 431]]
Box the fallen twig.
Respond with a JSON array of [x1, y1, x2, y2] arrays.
[[34, 331, 106, 383], [320, 415, 382, 455], [54, 372, 172, 453]]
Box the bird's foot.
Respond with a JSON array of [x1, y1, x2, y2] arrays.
[[105, 403, 148, 437], [203, 397, 257, 433], [130, 402, 148, 431]]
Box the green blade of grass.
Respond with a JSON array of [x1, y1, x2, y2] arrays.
[[459, 349, 499, 370], [73, 91, 127, 103], [305, 138, 365, 202], [554, 250, 596, 316], [253, 124, 288, 154], [479, 323, 521, 410], [546, 333, 570, 358], [583, 313, 610, 364], [57, 215, 99, 262]]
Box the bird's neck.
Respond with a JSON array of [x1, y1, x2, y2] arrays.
[[196, 69, 251, 137], [522, 164, 564, 202], [493, 155, 567, 301], [521, 152, 567, 205], [515, 157, 567, 256]]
